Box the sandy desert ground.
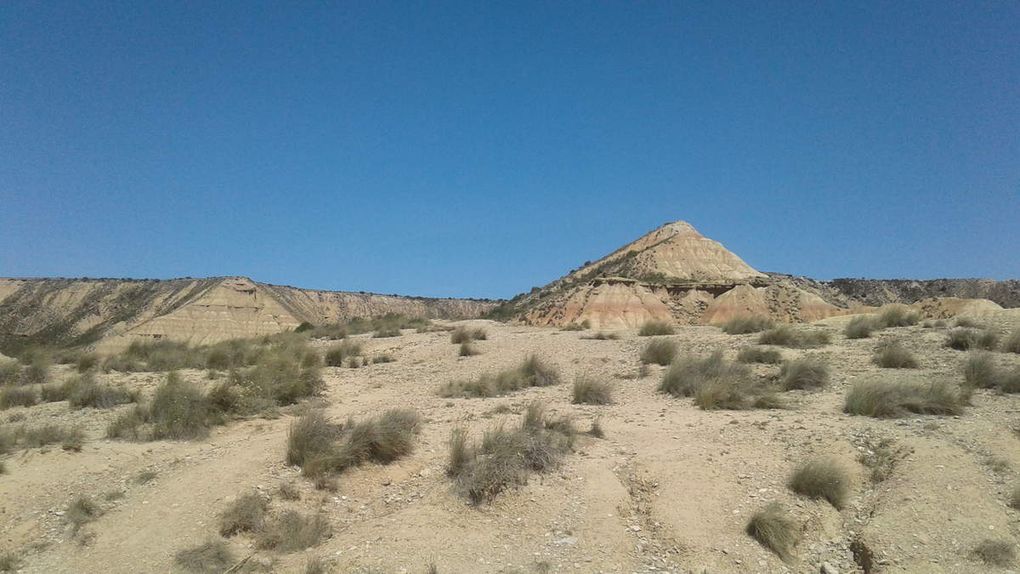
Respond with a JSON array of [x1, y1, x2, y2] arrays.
[[3, 310, 1020, 574]]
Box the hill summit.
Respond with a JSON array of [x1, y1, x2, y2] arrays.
[[497, 220, 845, 329]]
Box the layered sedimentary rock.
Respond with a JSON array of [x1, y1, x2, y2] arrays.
[[0, 277, 496, 353], [502, 221, 847, 329]]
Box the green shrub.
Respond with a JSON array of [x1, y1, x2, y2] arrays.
[[175, 539, 236, 574], [971, 539, 1015, 567], [873, 340, 919, 369], [572, 376, 612, 405], [638, 321, 675, 336], [946, 328, 1000, 351], [720, 316, 774, 335], [844, 379, 964, 418], [788, 458, 850, 509], [745, 503, 800, 561], [0, 386, 38, 409], [758, 325, 831, 348], [256, 510, 331, 552], [219, 492, 269, 536], [449, 402, 575, 504], [779, 357, 830, 390], [736, 346, 782, 364], [640, 339, 676, 366], [844, 316, 879, 339]]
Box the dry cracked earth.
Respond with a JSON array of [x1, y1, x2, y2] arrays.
[[3, 310, 1020, 574]]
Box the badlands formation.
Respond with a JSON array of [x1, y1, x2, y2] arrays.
[[0, 221, 1019, 574], [500, 221, 1015, 329]]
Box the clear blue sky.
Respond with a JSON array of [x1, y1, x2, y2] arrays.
[[2, 2, 1017, 299]]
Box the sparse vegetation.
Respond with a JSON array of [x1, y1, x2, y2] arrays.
[[1009, 483, 1020, 510], [844, 316, 879, 339], [583, 331, 620, 340], [588, 418, 605, 438], [66, 495, 100, 532], [288, 409, 421, 478], [659, 351, 779, 409], [758, 325, 830, 348], [1003, 330, 1020, 354], [745, 502, 800, 561], [450, 326, 487, 344], [0, 360, 20, 386], [0, 551, 21, 572], [857, 437, 907, 483], [1, 423, 84, 451], [0, 386, 38, 409], [571, 375, 612, 405], [963, 352, 1020, 393], [640, 339, 676, 366], [877, 305, 921, 328], [844, 379, 964, 418], [971, 539, 1015, 567], [873, 339, 919, 369], [788, 458, 850, 509], [438, 355, 560, 398], [953, 316, 984, 329], [946, 327, 1000, 351], [219, 492, 269, 536], [325, 340, 363, 367], [175, 539, 236, 574], [720, 316, 774, 335], [736, 346, 782, 364], [256, 510, 331, 552], [448, 402, 575, 504], [638, 321, 674, 336], [279, 481, 301, 501], [459, 342, 481, 357], [65, 372, 138, 408], [779, 357, 830, 390]]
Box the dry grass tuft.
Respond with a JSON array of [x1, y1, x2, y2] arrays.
[[583, 331, 620, 340], [946, 328, 1000, 351], [779, 357, 830, 390], [720, 316, 775, 335], [844, 379, 964, 418], [65, 372, 137, 409], [0, 386, 38, 409], [971, 539, 1015, 567], [963, 352, 1020, 393], [219, 492, 269, 536], [1003, 330, 1020, 354], [638, 321, 675, 336], [659, 352, 779, 410], [877, 305, 921, 328], [587, 418, 605, 438], [174, 539, 236, 574], [759, 326, 831, 348], [571, 376, 613, 405], [438, 355, 560, 398], [448, 402, 575, 504], [325, 340, 363, 367], [66, 495, 101, 532], [256, 510, 331, 552], [844, 315, 879, 339], [788, 458, 850, 509], [745, 503, 800, 561], [459, 342, 481, 357], [450, 327, 487, 344], [640, 339, 676, 366], [290, 409, 421, 478], [873, 339, 919, 369], [0, 551, 21, 572], [736, 346, 783, 364]]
